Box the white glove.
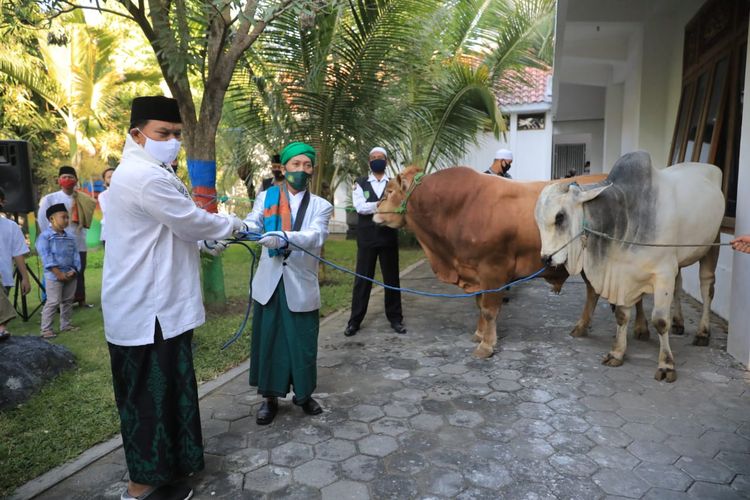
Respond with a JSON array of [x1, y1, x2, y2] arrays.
[[228, 215, 248, 236], [200, 239, 228, 256], [258, 231, 288, 250]]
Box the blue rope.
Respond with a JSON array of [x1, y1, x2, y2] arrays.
[[220, 231, 547, 349], [235, 231, 547, 299], [220, 240, 258, 350]]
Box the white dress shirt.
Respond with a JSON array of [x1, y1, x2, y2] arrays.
[[244, 189, 333, 312], [352, 173, 390, 215], [0, 217, 29, 287], [38, 190, 88, 252], [101, 135, 235, 346], [98, 188, 110, 242]]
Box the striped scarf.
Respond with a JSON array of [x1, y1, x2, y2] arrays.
[[263, 185, 291, 257]]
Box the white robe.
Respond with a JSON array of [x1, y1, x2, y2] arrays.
[[244, 189, 333, 312], [101, 135, 234, 346], [98, 188, 110, 242]]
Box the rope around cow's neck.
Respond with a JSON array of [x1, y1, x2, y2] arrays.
[[375, 172, 426, 215], [581, 221, 732, 248]]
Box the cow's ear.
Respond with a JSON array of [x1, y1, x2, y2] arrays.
[[398, 174, 410, 192], [572, 183, 610, 203]]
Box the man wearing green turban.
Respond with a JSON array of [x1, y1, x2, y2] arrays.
[[241, 141, 333, 424]]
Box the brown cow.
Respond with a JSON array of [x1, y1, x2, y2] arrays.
[[374, 166, 649, 358]]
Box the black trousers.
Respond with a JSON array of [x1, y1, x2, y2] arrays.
[[348, 244, 402, 327], [74, 251, 86, 304]]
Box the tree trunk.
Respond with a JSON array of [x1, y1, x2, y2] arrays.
[[184, 106, 226, 304]]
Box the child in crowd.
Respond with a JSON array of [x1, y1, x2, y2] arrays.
[[36, 203, 80, 339]]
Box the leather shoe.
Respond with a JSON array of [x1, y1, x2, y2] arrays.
[[294, 396, 323, 415], [391, 322, 407, 334], [256, 397, 278, 425], [344, 324, 359, 337]]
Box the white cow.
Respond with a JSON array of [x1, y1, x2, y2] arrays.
[[535, 151, 724, 382]]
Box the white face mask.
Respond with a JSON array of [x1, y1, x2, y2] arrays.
[[137, 129, 181, 165]]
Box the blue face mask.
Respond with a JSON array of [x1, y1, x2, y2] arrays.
[[370, 159, 387, 173], [285, 170, 310, 191]]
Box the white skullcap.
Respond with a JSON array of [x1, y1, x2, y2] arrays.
[[369, 147, 388, 157], [495, 148, 513, 160]]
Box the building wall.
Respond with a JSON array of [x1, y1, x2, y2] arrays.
[[553, 119, 604, 173], [332, 181, 350, 234], [603, 83, 624, 170], [460, 110, 554, 181], [555, 84, 606, 121], [728, 25, 750, 366], [636, 0, 704, 167]]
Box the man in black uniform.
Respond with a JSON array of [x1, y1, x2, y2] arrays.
[[485, 148, 513, 178], [345, 147, 406, 336], [260, 154, 284, 192]]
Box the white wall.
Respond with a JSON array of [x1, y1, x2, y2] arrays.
[[553, 119, 605, 172], [331, 181, 351, 234], [603, 83, 624, 170], [459, 110, 554, 181], [637, 0, 704, 167], [620, 27, 643, 155], [555, 84, 606, 121], [728, 26, 750, 367]]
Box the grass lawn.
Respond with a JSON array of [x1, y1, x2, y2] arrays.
[[0, 235, 423, 496]]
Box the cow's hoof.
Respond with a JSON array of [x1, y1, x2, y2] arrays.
[[471, 331, 482, 343], [692, 336, 710, 347], [473, 344, 494, 359], [655, 368, 677, 383], [634, 326, 650, 341], [570, 325, 589, 338], [672, 323, 685, 336], [602, 353, 623, 367]]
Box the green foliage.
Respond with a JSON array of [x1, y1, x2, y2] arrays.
[[0, 5, 163, 186], [0, 238, 423, 496], [227, 0, 555, 191]]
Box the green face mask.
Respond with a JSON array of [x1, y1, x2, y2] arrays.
[[285, 170, 310, 191]]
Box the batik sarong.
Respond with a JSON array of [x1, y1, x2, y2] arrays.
[[108, 322, 204, 485]]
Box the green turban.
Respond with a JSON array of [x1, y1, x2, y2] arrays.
[[280, 141, 316, 167]]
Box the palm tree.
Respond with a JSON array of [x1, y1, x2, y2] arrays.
[[227, 0, 554, 189], [385, 0, 556, 172], [0, 11, 158, 170], [228, 0, 439, 195]]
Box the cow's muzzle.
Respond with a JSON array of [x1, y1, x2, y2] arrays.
[[541, 254, 553, 266]]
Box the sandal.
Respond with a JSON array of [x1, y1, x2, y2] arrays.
[[61, 325, 80, 332], [0, 331, 10, 342], [41, 331, 57, 339]]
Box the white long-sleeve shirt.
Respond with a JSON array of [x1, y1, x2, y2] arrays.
[[352, 173, 390, 214], [38, 190, 88, 252], [98, 188, 110, 242], [101, 135, 235, 346]]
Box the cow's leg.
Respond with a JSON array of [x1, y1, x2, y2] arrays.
[[474, 291, 503, 359], [633, 299, 650, 340], [602, 305, 630, 367], [671, 271, 685, 336], [693, 245, 719, 346], [472, 294, 484, 343], [653, 281, 677, 383], [571, 276, 599, 338]]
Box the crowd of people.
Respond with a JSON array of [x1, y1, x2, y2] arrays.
[[3, 94, 750, 500]]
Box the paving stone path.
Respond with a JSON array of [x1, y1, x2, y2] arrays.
[[33, 260, 750, 499]]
